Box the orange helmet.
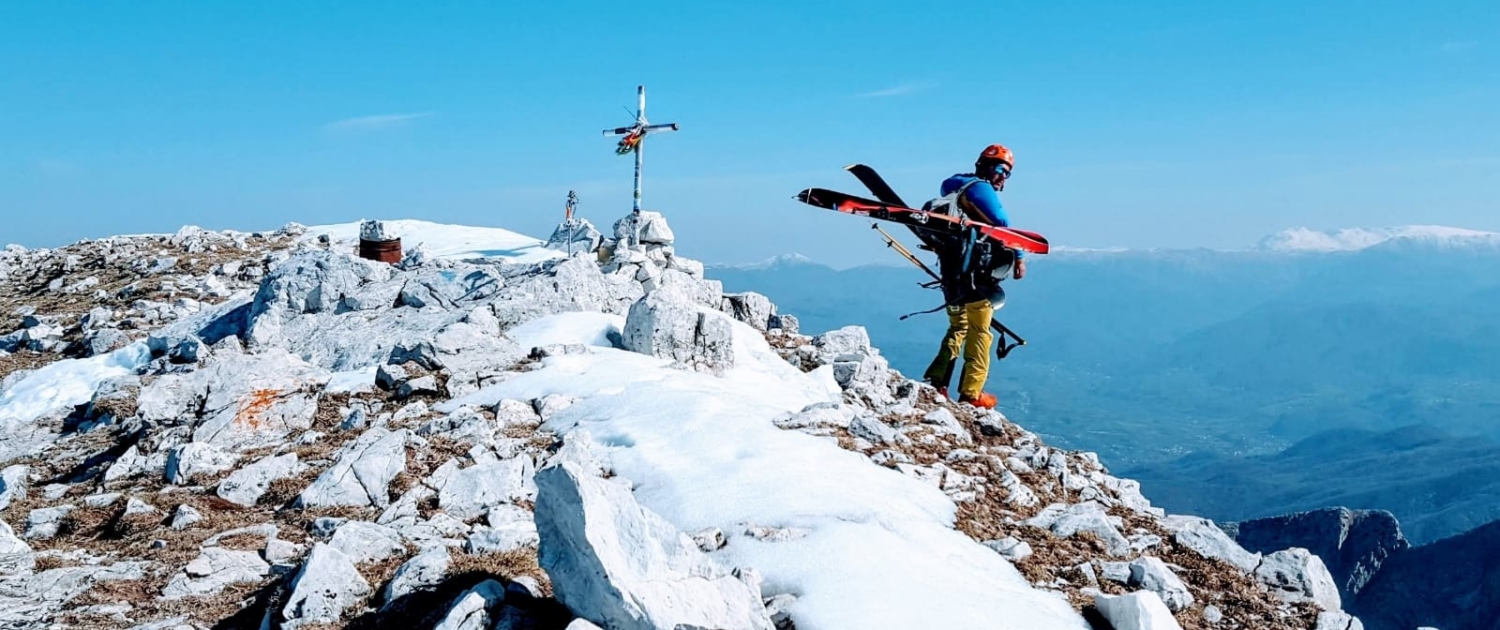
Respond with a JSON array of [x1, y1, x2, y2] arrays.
[[978, 144, 1014, 169]]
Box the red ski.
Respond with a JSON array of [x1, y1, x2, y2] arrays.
[[796, 187, 1050, 255]]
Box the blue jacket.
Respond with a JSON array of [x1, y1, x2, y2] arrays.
[[940, 174, 1010, 226], [940, 174, 1021, 259]]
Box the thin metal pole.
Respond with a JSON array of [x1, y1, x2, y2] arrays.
[[633, 85, 645, 215]]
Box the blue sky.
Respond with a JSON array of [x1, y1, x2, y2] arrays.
[[3, 1, 1496, 267]]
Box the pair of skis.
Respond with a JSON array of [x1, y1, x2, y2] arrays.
[[796, 165, 1050, 255], [808, 164, 1029, 358]]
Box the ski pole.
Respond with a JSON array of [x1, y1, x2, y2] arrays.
[[873, 224, 941, 282]]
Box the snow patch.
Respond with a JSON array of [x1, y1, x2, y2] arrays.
[[0, 342, 151, 426], [504, 312, 624, 350], [302, 219, 564, 265], [445, 313, 1087, 629]]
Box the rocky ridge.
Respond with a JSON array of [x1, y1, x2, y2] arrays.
[[1, 215, 1366, 629]]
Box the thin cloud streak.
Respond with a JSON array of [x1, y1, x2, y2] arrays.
[[322, 112, 434, 132], [854, 82, 937, 98]]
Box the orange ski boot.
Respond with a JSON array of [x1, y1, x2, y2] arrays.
[[960, 392, 998, 409]]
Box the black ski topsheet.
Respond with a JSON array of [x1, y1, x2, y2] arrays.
[[844, 164, 908, 207]]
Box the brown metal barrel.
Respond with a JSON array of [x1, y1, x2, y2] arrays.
[[358, 238, 403, 263]]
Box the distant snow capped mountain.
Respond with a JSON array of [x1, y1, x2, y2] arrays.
[[713, 253, 816, 270], [1257, 226, 1500, 253]]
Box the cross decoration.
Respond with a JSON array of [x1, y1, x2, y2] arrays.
[[602, 85, 680, 214]]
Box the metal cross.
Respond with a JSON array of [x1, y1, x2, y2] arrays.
[[602, 85, 680, 214]]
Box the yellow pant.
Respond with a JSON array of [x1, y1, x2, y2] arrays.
[[922, 300, 994, 400]]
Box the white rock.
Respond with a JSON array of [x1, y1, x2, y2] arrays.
[[621, 285, 734, 370], [104, 446, 154, 483], [722, 292, 776, 331], [983, 537, 1032, 562], [216, 453, 299, 507], [534, 461, 772, 630], [0, 466, 30, 511], [25, 505, 74, 540], [1093, 591, 1184, 630], [1025, 502, 1132, 556], [165, 443, 239, 485], [922, 408, 971, 444], [1160, 515, 1261, 573], [432, 579, 508, 630], [297, 427, 408, 509], [266, 539, 306, 567], [812, 326, 871, 362], [438, 456, 537, 520], [1255, 548, 1342, 611], [84, 492, 123, 509], [0, 518, 31, 555], [328, 521, 407, 565], [1128, 556, 1193, 612], [693, 528, 728, 553], [1315, 611, 1365, 630], [169, 505, 205, 530], [382, 546, 452, 608], [772, 403, 853, 430], [279, 544, 373, 630], [123, 497, 159, 517], [162, 547, 271, 599]]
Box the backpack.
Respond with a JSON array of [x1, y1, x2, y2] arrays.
[[919, 179, 1017, 287]]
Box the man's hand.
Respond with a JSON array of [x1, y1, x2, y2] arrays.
[[1013, 257, 1027, 280]]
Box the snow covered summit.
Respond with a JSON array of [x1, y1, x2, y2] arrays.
[[0, 214, 1355, 630], [1258, 225, 1500, 252]]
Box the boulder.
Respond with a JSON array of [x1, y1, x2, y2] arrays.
[[25, 506, 74, 540], [169, 505, 204, 531], [722, 292, 776, 331], [811, 326, 872, 362], [328, 521, 407, 565], [545, 219, 604, 254], [437, 457, 538, 520], [135, 350, 325, 451], [382, 546, 452, 608], [1128, 557, 1193, 612], [1314, 611, 1365, 630], [1025, 502, 1132, 557], [621, 286, 735, 370], [1255, 548, 1342, 611], [0, 518, 31, 555], [984, 537, 1032, 562], [246, 250, 392, 347], [772, 403, 854, 431], [433, 579, 508, 630], [216, 453, 300, 507], [1160, 515, 1261, 573], [534, 461, 773, 630], [162, 548, 271, 599], [612, 211, 675, 247], [165, 443, 239, 485], [279, 544, 373, 630], [297, 427, 408, 509], [1093, 591, 1184, 630]]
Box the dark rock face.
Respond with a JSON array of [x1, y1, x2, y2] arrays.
[[1350, 519, 1500, 630], [1232, 508, 1409, 600]]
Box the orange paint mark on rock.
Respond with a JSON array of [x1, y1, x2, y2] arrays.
[[234, 388, 283, 432]]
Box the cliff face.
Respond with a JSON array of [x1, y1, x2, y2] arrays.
[[1230, 508, 1409, 600], [1350, 519, 1500, 630]]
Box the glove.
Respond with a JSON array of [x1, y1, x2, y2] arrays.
[[1013, 257, 1027, 280]]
